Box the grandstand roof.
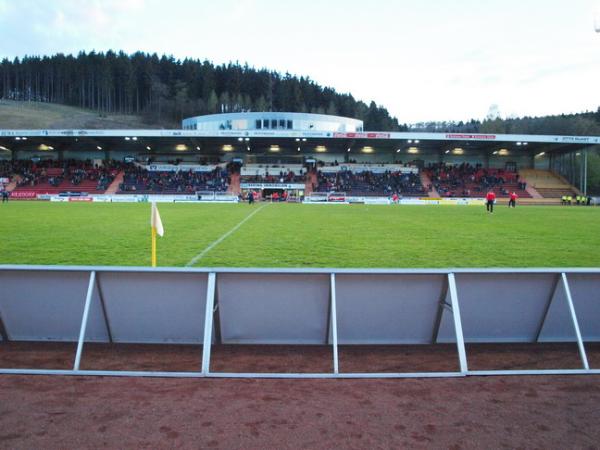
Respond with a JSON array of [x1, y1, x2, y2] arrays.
[[1, 129, 599, 157]]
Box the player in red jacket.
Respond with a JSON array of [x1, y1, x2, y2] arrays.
[[486, 190, 496, 213], [508, 191, 518, 208]]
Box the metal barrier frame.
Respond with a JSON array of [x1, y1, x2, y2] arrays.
[[0, 265, 599, 379]]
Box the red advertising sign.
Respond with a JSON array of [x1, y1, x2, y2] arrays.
[[333, 132, 391, 139], [445, 134, 497, 140], [10, 191, 37, 199]]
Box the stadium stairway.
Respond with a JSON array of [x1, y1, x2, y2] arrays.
[[5, 179, 17, 192], [228, 173, 241, 195], [523, 184, 543, 199], [104, 171, 124, 195], [419, 171, 438, 197]]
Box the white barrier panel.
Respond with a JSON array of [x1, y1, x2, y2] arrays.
[[46, 194, 238, 203], [336, 274, 448, 344], [363, 198, 391, 205], [0, 266, 599, 378], [0, 270, 108, 342], [217, 274, 330, 344], [438, 198, 486, 206], [304, 196, 484, 206], [109, 195, 140, 203], [436, 273, 573, 343], [94, 272, 209, 344], [399, 198, 439, 205], [562, 274, 600, 341]]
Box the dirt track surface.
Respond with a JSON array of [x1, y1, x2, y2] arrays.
[[1, 374, 600, 449]]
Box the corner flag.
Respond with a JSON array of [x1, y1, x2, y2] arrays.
[[150, 202, 164, 267]]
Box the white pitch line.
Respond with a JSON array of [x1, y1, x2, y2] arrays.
[[185, 204, 268, 267]]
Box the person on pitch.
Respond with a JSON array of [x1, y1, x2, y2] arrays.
[[508, 191, 518, 208], [0, 184, 8, 203], [486, 190, 496, 213]]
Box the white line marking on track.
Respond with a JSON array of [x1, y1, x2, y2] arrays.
[[185, 204, 268, 267]]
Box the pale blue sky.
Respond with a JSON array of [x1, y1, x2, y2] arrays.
[[1, 0, 599, 123]]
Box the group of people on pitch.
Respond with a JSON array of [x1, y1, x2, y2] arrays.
[[485, 190, 518, 213]]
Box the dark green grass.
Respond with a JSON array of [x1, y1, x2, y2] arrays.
[[1, 202, 599, 268]]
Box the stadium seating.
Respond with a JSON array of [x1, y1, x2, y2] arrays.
[[9, 160, 120, 195], [425, 163, 531, 198], [316, 168, 426, 197], [118, 164, 230, 194]]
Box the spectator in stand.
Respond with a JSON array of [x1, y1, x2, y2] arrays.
[[508, 191, 518, 208], [486, 190, 496, 213]]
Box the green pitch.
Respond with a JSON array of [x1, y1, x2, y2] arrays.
[[1, 202, 599, 268]]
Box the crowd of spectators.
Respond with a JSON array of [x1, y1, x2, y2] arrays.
[[316, 169, 425, 197], [4, 159, 120, 191], [426, 163, 527, 197], [119, 164, 230, 194], [0, 160, 15, 179]]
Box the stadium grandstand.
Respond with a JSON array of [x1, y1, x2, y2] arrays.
[[0, 112, 598, 204]]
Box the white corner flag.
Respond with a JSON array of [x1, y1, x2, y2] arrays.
[[150, 202, 164, 267], [151, 202, 164, 237]]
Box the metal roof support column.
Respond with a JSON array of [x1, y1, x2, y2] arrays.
[[448, 273, 468, 374], [561, 273, 589, 370], [330, 273, 339, 374], [201, 272, 216, 375], [73, 270, 96, 371]]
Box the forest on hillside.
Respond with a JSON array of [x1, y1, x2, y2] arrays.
[[0, 51, 401, 130], [410, 109, 600, 136]]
